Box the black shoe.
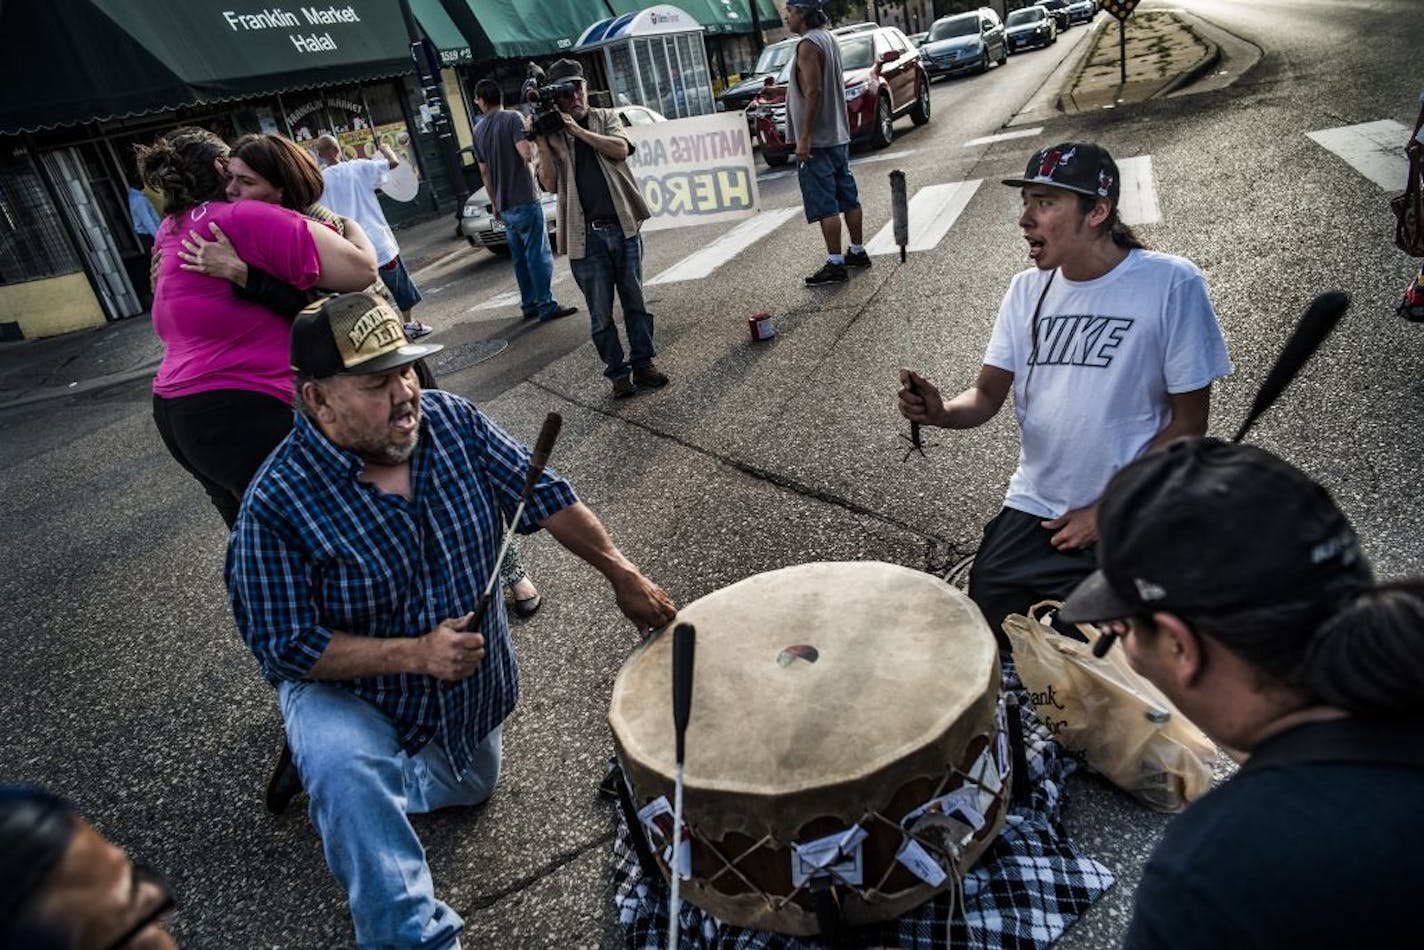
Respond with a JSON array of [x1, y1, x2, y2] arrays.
[[844, 247, 872, 268], [521, 309, 539, 320], [632, 364, 669, 388], [539, 304, 578, 322], [597, 760, 623, 801], [265, 736, 302, 815], [805, 261, 848, 285], [612, 375, 636, 398]]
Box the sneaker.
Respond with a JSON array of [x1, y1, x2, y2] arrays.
[[844, 248, 872, 268], [403, 321, 434, 340], [539, 304, 579, 322], [612, 375, 636, 398], [632, 364, 669, 388], [520, 309, 539, 321], [805, 261, 848, 285], [264, 736, 302, 815]]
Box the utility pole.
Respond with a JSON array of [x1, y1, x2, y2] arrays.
[[396, 0, 468, 210]]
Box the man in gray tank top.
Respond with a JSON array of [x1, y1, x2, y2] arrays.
[[785, 0, 869, 285]]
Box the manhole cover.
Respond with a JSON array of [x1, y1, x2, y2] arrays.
[[430, 339, 508, 375]]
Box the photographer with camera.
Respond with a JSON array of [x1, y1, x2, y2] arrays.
[[533, 59, 669, 399], [473, 79, 577, 323]]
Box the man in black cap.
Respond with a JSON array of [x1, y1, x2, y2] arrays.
[[1058, 437, 1424, 948], [534, 58, 669, 399], [898, 142, 1232, 642], [226, 291, 675, 947]]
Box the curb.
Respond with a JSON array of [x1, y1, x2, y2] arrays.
[[1053, 17, 1114, 114], [1155, 26, 1221, 98], [1056, 12, 1220, 114]]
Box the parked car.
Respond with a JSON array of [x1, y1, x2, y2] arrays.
[[750, 23, 931, 167], [1005, 5, 1057, 52], [919, 8, 1007, 80], [717, 37, 799, 134], [1066, 0, 1097, 25], [907, 31, 928, 47], [460, 106, 665, 254], [1034, 0, 1072, 32]]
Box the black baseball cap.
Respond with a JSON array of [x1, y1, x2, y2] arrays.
[[546, 59, 585, 84], [1003, 142, 1121, 203], [290, 292, 441, 379], [1059, 438, 1373, 624]]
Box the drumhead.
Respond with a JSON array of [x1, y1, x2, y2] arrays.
[[610, 561, 998, 839], [380, 161, 420, 202]]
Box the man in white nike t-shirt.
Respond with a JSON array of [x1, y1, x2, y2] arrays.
[[898, 142, 1232, 645]]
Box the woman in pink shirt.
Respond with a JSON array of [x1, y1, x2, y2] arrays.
[[137, 127, 376, 528], [175, 132, 544, 618]]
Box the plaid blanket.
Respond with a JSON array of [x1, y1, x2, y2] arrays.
[[610, 676, 1114, 949]]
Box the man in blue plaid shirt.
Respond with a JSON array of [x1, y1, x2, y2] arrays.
[[226, 292, 675, 949]]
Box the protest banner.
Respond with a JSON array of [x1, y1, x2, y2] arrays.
[[624, 112, 761, 232]]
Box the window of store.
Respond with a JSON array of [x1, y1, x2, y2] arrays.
[[0, 146, 80, 284]]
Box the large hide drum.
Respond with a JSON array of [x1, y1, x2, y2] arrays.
[[609, 561, 1010, 936]]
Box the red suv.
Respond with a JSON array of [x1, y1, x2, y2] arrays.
[[750, 23, 931, 167]]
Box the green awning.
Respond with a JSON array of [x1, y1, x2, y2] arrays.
[[604, 0, 782, 35], [0, 0, 413, 135], [412, 0, 472, 66], [438, 0, 616, 60]]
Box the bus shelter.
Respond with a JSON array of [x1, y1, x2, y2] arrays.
[[575, 5, 715, 119]]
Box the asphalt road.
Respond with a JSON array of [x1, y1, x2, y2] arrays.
[[3, 1, 1423, 946]]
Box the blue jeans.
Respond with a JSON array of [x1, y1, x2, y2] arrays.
[[569, 223, 655, 379], [501, 200, 558, 318], [278, 681, 503, 949], [378, 255, 423, 313]]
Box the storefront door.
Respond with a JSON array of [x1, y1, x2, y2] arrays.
[[38, 148, 142, 321]]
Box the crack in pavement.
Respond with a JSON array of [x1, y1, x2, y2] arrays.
[[465, 831, 613, 910], [526, 371, 972, 554]]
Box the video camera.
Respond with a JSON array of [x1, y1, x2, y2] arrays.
[[528, 82, 577, 137]]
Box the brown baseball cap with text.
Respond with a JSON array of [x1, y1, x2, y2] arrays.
[[290, 292, 441, 379]]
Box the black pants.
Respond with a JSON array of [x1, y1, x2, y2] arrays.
[[968, 507, 1097, 648], [152, 390, 294, 528]]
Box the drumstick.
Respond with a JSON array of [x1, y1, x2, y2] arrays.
[[668, 622, 696, 949], [470, 412, 563, 629], [1093, 291, 1350, 659], [890, 170, 926, 462], [1231, 290, 1350, 443]]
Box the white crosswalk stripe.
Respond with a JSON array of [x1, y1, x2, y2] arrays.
[[864, 180, 982, 256], [1306, 120, 1410, 191], [963, 127, 1044, 148], [647, 208, 800, 285], [758, 148, 920, 183], [467, 265, 571, 312], [1115, 155, 1161, 226]]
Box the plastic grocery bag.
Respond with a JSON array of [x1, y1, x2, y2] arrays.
[[1002, 601, 1216, 812]]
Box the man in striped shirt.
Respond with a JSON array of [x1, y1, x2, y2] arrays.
[[226, 292, 675, 948]]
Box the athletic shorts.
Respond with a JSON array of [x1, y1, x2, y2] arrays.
[[797, 143, 860, 223]]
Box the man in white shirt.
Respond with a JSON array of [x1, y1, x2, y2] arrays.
[[315, 135, 431, 339], [898, 142, 1232, 643]]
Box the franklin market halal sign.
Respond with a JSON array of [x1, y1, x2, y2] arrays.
[[223, 5, 370, 54]]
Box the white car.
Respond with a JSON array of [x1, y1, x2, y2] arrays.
[[460, 105, 664, 255]]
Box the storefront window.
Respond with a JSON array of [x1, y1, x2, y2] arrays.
[[0, 146, 79, 284], [282, 83, 413, 167]]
